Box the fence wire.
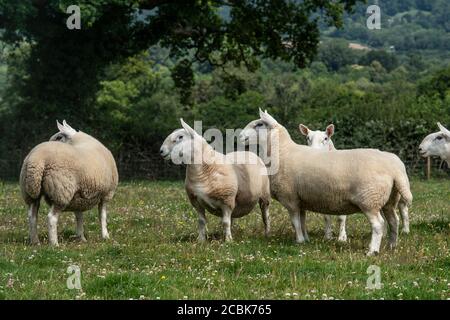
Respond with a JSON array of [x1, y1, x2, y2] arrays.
[[0, 153, 448, 181]]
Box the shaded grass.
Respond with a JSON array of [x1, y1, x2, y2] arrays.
[[0, 178, 448, 300]]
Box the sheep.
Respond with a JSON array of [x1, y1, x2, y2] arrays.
[[299, 123, 411, 237], [160, 119, 271, 242], [299, 124, 336, 151], [240, 109, 412, 255], [299, 123, 347, 241], [20, 120, 119, 246], [419, 122, 450, 166]]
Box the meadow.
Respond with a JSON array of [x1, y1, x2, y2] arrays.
[[0, 178, 448, 300]]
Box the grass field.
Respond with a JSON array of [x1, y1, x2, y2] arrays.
[[0, 178, 448, 300]]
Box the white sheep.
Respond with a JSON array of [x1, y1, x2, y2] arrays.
[[299, 123, 347, 241], [240, 110, 412, 255], [419, 122, 450, 166], [160, 119, 271, 242], [20, 120, 119, 246], [299, 123, 411, 237]]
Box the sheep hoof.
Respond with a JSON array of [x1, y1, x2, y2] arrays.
[[197, 236, 207, 243], [78, 236, 87, 243], [338, 235, 347, 242], [324, 233, 333, 240], [366, 251, 379, 257], [102, 232, 110, 240], [224, 236, 233, 242], [295, 238, 306, 244], [401, 228, 410, 234], [30, 239, 40, 246]]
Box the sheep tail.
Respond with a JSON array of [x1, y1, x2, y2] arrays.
[[20, 159, 45, 201], [394, 174, 413, 206]]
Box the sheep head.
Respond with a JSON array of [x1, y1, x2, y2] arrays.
[[49, 120, 78, 143], [419, 122, 450, 164], [240, 109, 278, 146], [299, 124, 334, 150], [160, 119, 203, 165]]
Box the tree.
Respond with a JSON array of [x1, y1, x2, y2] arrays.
[[417, 66, 450, 100], [359, 50, 399, 72], [0, 0, 362, 116], [317, 40, 359, 71]]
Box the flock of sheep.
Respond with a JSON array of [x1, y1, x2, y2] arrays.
[[19, 111, 449, 255]]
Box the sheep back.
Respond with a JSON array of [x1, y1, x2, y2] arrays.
[[20, 133, 118, 211]]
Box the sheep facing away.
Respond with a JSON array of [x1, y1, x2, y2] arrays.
[[299, 123, 347, 241], [20, 121, 119, 246], [299, 123, 411, 238], [419, 122, 450, 166], [240, 110, 412, 255], [160, 119, 271, 242]]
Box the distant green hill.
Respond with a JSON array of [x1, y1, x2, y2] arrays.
[[325, 0, 449, 54]]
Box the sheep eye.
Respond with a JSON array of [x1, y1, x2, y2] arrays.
[[255, 123, 263, 128], [324, 137, 328, 141], [436, 136, 443, 140], [178, 135, 183, 140]]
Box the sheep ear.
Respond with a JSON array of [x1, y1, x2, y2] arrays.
[[260, 109, 278, 127], [437, 122, 450, 137], [56, 120, 65, 132], [62, 120, 76, 132], [180, 118, 197, 138], [57, 119, 76, 137], [259, 108, 265, 119], [299, 124, 309, 136], [326, 124, 335, 137]]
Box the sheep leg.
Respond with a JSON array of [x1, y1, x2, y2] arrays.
[[364, 210, 384, 256], [380, 211, 388, 238], [337, 215, 347, 242], [74, 212, 87, 242], [398, 200, 410, 234], [222, 207, 233, 242], [47, 206, 60, 246], [98, 202, 110, 240], [299, 209, 309, 242], [196, 207, 207, 242], [383, 208, 399, 249], [289, 210, 305, 244], [259, 199, 270, 237], [323, 215, 333, 240], [28, 201, 40, 245]]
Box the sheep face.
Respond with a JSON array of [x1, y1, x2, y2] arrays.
[[299, 124, 334, 150], [160, 128, 189, 160], [49, 120, 77, 143], [419, 122, 450, 161], [240, 109, 277, 147], [160, 119, 203, 165]]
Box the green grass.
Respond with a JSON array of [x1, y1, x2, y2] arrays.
[[0, 178, 448, 300]]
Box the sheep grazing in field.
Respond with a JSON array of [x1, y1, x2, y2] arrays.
[[419, 122, 450, 166], [240, 109, 412, 255], [160, 119, 271, 242], [20, 120, 119, 246], [299, 123, 347, 241]]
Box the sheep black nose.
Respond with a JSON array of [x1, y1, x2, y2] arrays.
[[160, 148, 165, 156]]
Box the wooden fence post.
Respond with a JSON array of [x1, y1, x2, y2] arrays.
[[425, 156, 431, 180]]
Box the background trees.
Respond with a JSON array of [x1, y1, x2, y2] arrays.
[[0, 0, 449, 179]]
